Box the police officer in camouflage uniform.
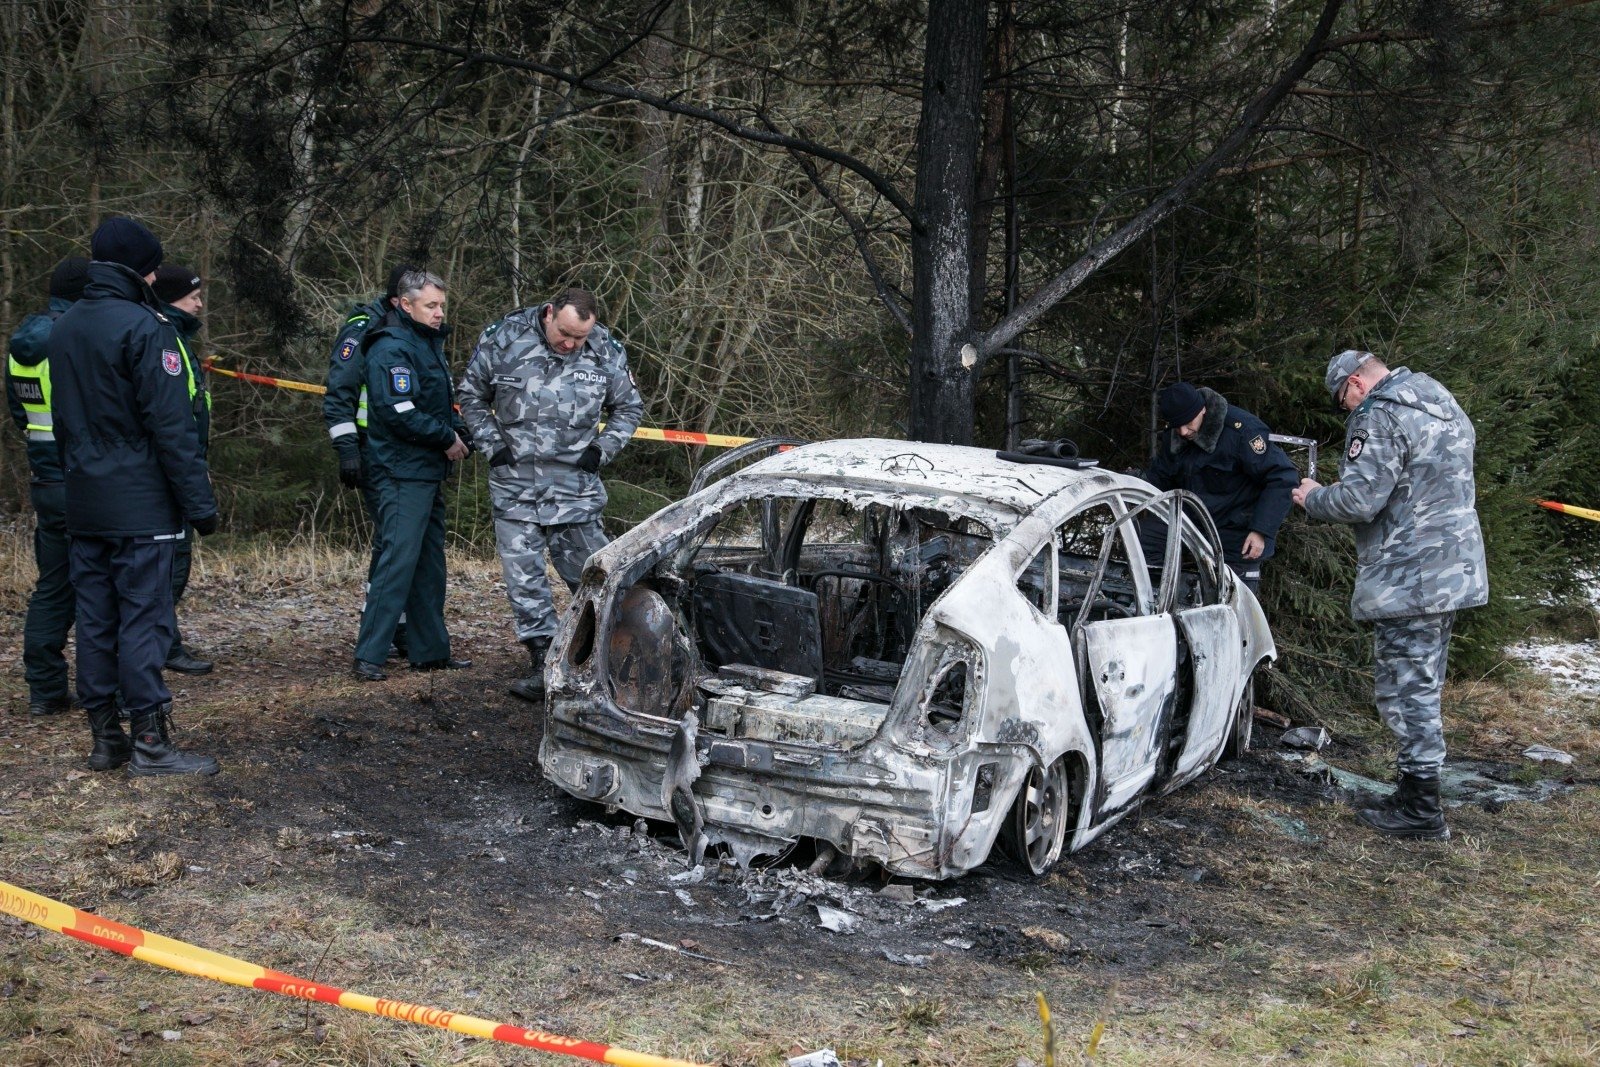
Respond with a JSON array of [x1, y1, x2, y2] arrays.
[[151, 264, 215, 675], [1144, 381, 1299, 593], [351, 270, 472, 680], [323, 263, 418, 659], [458, 288, 644, 701], [1294, 350, 1488, 840], [6, 256, 88, 716]]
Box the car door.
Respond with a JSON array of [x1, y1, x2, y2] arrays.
[[1164, 495, 1245, 780], [1067, 492, 1181, 816]]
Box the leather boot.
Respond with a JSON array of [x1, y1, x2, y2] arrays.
[[1357, 772, 1449, 840], [85, 706, 132, 771], [128, 705, 219, 777], [509, 637, 551, 703], [1364, 773, 1415, 813]]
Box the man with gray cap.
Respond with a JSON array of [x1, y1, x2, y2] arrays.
[[457, 287, 644, 701], [48, 216, 220, 776], [1292, 349, 1488, 840]]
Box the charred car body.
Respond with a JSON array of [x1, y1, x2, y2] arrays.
[[539, 439, 1274, 879]]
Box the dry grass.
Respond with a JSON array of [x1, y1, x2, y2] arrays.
[[1, 538, 1598, 1066]]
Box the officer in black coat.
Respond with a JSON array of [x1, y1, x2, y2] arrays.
[[151, 263, 215, 675], [49, 217, 220, 776], [5, 256, 88, 716], [1144, 382, 1298, 593]]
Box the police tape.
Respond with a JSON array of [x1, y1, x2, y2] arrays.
[[0, 879, 709, 1067], [201, 360, 759, 450], [1538, 500, 1600, 524]]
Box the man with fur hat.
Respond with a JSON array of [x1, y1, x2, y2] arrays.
[[48, 217, 220, 776], [1144, 381, 1298, 593], [150, 263, 214, 675], [6, 256, 89, 716], [1292, 350, 1488, 841]]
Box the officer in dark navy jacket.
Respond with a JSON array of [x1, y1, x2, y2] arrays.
[[49, 217, 220, 776], [1144, 381, 1299, 593], [6, 257, 88, 716]]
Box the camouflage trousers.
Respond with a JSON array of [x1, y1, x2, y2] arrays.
[[492, 506, 608, 641], [1373, 611, 1455, 775]]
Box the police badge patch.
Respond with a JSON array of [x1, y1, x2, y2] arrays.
[[1348, 431, 1367, 461], [338, 338, 357, 361], [389, 366, 413, 395], [162, 350, 182, 376], [1250, 434, 1266, 455]]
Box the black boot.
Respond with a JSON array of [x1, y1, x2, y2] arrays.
[[509, 637, 551, 703], [1363, 773, 1415, 813], [165, 645, 215, 675], [128, 706, 219, 777], [1357, 772, 1449, 840], [85, 706, 132, 772]]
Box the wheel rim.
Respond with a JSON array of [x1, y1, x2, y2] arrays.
[[1012, 758, 1069, 876], [1226, 677, 1254, 758]]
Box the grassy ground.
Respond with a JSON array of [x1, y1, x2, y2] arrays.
[[1, 530, 1597, 1066]]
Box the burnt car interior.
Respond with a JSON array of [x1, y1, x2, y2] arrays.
[[673, 497, 995, 703]]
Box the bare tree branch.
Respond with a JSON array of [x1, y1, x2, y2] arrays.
[[974, 0, 1347, 361]]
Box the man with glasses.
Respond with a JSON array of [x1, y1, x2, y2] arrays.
[[458, 287, 644, 702], [1292, 349, 1488, 840]]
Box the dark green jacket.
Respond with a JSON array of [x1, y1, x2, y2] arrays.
[[361, 310, 467, 481], [160, 302, 211, 454], [322, 295, 388, 460], [5, 296, 74, 482]]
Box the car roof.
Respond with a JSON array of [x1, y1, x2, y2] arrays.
[[725, 438, 1148, 519]]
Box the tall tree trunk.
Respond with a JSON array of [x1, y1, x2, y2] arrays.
[[909, 0, 988, 445]]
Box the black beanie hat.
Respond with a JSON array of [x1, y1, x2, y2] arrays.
[[152, 264, 202, 304], [385, 262, 422, 301], [48, 256, 90, 301], [1157, 382, 1206, 427], [90, 216, 164, 277]]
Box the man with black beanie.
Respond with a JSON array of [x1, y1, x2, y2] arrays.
[[1144, 381, 1298, 594], [150, 263, 215, 675], [322, 262, 419, 658], [48, 216, 220, 776], [6, 256, 89, 716]]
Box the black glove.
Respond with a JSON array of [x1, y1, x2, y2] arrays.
[[338, 453, 363, 488], [489, 447, 513, 468], [191, 513, 220, 537], [577, 444, 604, 473]]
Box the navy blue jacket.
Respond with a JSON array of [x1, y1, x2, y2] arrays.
[[361, 309, 467, 482], [161, 302, 211, 454], [1145, 389, 1298, 565], [322, 294, 388, 460], [6, 296, 74, 482], [48, 262, 217, 538]]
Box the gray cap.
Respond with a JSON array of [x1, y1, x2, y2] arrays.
[[1325, 349, 1374, 399]]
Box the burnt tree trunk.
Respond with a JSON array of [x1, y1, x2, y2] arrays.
[[909, 0, 988, 445]]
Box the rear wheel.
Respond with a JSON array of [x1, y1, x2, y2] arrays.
[[1224, 675, 1255, 759], [1004, 757, 1070, 876]]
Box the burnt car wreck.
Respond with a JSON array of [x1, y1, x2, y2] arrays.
[[539, 439, 1274, 880]]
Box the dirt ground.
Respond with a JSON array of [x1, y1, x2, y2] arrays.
[[3, 550, 1599, 1066]]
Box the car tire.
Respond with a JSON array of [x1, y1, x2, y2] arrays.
[[1223, 675, 1254, 760], [1004, 756, 1070, 877]]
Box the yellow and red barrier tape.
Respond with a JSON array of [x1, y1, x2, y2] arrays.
[[202, 360, 759, 450], [0, 879, 708, 1067], [1538, 500, 1600, 524]]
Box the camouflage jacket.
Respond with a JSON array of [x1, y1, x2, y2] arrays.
[[457, 305, 644, 471], [1303, 368, 1489, 621]]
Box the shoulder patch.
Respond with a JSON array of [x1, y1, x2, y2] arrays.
[[1250, 434, 1266, 455], [1347, 431, 1368, 461], [338, 337, 358, 361], [389, 366, 413, 396], [162, 349, 183, 377]]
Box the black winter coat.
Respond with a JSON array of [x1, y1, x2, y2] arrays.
[[48, 262, 217, 538], [1144, 389, 1298, 566]]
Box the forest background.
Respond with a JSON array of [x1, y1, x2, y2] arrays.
[[3, 0, 1599, 705]]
